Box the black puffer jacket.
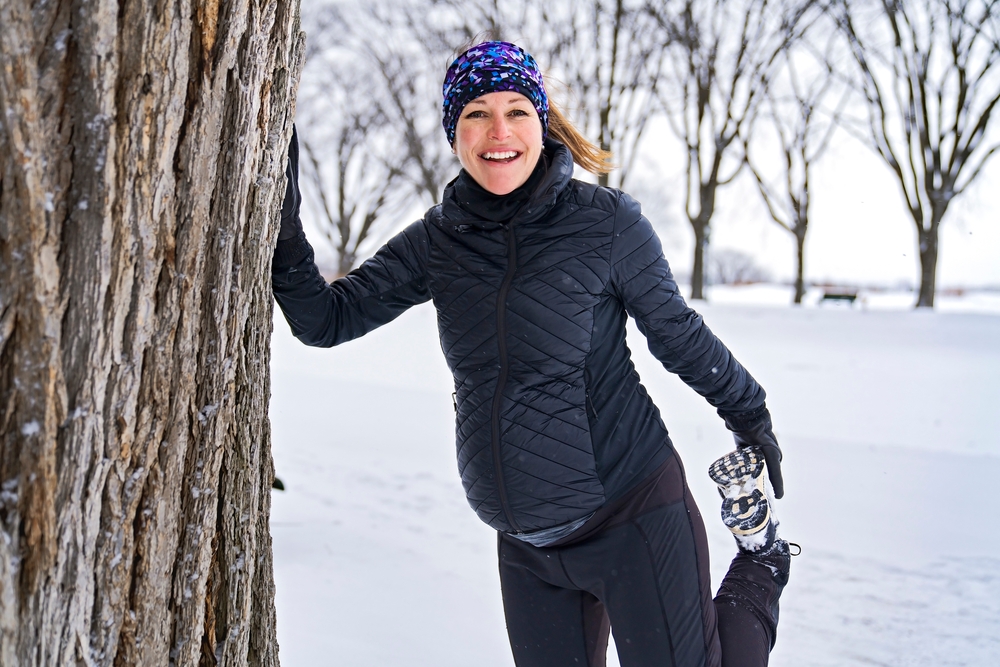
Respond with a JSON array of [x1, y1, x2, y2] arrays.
[[272, 141, 765, 534]]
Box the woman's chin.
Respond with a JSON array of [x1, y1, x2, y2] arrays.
[[477, 171, 529, 196], [484, 183, 517, 196]]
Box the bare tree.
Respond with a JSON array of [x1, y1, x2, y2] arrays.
[[650, 0, 820, 300], [300, 129, 405, 277], [743, 22, 849, 303], [527, 0, 665, 188], [297, 58, 409, 277], [0, 1, 301, 665], [709, 248, 773, 285], [359, 1, 466, 204], [836, 0, 1000, 308], [297, 1, 461, 274]]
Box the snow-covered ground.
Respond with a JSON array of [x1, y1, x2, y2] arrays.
[[269, 285, 1000, 666]]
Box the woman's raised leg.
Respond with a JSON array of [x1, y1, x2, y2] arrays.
[[709, 449, 794, 667]]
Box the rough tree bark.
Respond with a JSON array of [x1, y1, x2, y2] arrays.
[[0, 1, 303, 666]]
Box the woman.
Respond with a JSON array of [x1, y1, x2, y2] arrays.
[[273, 41, 792, 667]]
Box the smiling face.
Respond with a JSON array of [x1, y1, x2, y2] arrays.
[[453, 91, 544, 195]]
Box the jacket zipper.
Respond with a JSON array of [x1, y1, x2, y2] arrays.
[[491, 222, 521, 533], [586, 392, 599, 421]]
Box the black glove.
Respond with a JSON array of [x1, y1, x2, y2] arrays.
[[278, 124, 303, 241], [719, 405, 784, 499]]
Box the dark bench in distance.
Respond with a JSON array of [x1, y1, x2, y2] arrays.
[[820, 290, 858, 305]]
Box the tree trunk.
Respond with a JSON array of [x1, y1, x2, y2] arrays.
[[690, 218, 708, 300], [916, 225, 939, 309], [794, 226, 807, 305], [0, 2, 303, 666], [337, 252, 356, 280]]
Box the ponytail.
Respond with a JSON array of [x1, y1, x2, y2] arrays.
[[547, 100, 615, 177]]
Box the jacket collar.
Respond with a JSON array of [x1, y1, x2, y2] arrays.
[[439, 139, 574, 230]]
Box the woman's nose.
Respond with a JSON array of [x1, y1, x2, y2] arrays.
[[489, 115, 511, 140]]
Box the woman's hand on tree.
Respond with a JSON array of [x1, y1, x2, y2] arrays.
[[279, 124, 303, 241]]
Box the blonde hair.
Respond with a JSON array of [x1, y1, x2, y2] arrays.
[[547, 100, 614, 177]]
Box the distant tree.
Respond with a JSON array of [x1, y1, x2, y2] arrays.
[[648, 0, 821, 300], [298, 1, 475, 274], [709, 248, 773, 285], [297, 71, 408, 276], [835, 0, 1000, 308], [299, 127, 407, 278], [0, 1, 301, 664], [298, 6, 418, 276], [360, 0, 467, 204], [743, 20, 849, 304], [532, 0, 665, 188]]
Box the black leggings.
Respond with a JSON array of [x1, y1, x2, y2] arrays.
[[498, 458, 781, 667]]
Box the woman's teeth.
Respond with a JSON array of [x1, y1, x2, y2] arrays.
[[482, 151, 518, 161]]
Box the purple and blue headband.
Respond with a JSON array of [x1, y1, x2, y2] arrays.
[[441, 41, 549, 146]]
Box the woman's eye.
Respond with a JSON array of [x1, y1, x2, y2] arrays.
[[465, 110, 486, 119], [509, 109, 529, 117]]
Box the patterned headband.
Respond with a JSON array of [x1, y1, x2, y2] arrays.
[[441, 41, 549, 146]]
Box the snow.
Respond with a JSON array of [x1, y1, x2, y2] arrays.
[[270, 285, 1000, 666]]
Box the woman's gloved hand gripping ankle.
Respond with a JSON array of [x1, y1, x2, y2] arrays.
[[719, 405, 784, 499]]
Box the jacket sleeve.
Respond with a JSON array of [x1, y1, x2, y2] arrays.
[[608, 192, 765, 416], [271, 222, 431, 347]]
